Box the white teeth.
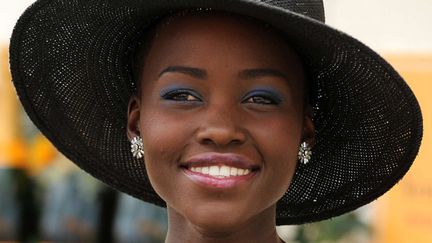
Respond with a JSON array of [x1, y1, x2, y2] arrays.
[[230, 167, 238, 176], [189, 165, 252, 177], [209, 166, 219, 176], [202, 167, 209, 174], [220, 166, 230, 177]]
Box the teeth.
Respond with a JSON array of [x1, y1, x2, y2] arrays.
[[209, 166, 219, 176], [202, 167, 209, 174], [189, 165, 252, 177], [220, 166, 230, 177], [230, 167, 238, 176]]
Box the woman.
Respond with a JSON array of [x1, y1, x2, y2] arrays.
[[10, 0, 422, 242]]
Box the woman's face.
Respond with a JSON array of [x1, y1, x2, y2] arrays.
[[128, 13, 314, 231]]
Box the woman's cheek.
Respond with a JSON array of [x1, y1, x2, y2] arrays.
[[139, 111, 190, 194], [254, 115, 302, 191]]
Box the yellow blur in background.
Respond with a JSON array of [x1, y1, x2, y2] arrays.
[[0, 46, 56, 172], [374, 54, 432, 243], [0, 46, 27, 169]]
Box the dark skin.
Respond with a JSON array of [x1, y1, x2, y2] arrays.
[[127, 13, 315, 243]]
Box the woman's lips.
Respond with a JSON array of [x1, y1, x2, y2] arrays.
[[180, 152, 260, 188]]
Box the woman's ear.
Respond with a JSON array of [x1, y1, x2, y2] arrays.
[[302, 105, 316, 147], [127, 95, 141, 140]]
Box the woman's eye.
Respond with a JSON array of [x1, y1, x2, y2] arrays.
[[161, 89, 201, 102], [170, 93, 199, 101], [243, 91, 282, 105], [243, 89, 282, 105], [244, 96, 276, 105]]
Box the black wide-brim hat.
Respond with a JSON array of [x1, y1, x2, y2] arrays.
[[10, 0, 422, 225]]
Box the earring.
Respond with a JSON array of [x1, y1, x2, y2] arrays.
[[298, 142, 312, 164], [130, 136, 144, 159]]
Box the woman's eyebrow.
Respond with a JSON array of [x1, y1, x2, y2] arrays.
[[238, 68, 288, 81], [159, 65, 207, 79]]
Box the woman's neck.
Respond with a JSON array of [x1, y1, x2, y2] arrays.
[[164, 206, 284, 243]]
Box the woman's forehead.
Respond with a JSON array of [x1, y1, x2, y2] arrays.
[[146, 11, 302, 67], [154, 11, 281, 42]]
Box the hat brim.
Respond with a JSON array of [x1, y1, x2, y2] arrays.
[[10, 0, 423, 224]]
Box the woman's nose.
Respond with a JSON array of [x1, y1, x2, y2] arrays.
[[195, 106, 247, 147]]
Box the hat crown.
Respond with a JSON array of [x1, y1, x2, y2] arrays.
[[257, 0, 325, 22]]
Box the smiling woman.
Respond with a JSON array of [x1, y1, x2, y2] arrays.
[[9, 0, 422, 243], [126, 13, 313, 241]]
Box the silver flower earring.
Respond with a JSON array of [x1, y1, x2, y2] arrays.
[[130, 136, 144, 159], [298, 142, 312, 164]]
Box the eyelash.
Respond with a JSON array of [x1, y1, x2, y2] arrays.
[[242, 91, 281, 105], [161, 89, 202, 102]]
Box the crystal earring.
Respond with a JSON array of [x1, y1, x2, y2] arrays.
[[298, 142, 312, 164], [130, 136, 144, 159]]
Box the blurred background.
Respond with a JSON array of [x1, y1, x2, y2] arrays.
[[0, 0, 431, 242]]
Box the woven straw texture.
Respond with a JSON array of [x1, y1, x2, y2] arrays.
[[9, 0, 423, 225]]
